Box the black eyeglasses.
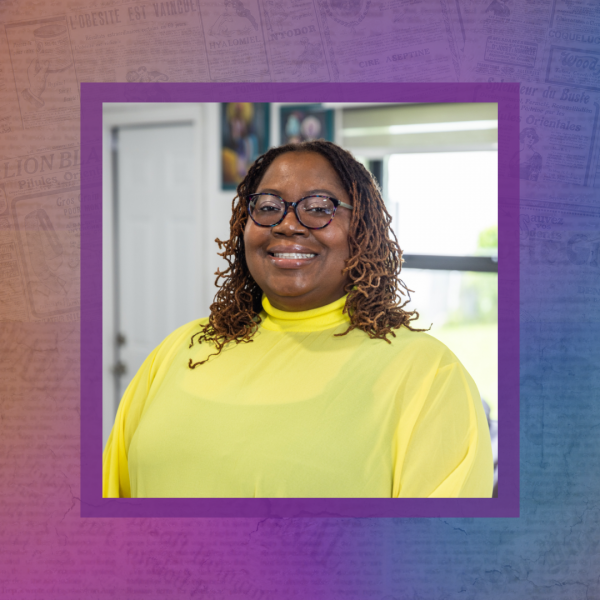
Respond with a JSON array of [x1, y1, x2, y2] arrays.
[[247, 193, 353, 230]]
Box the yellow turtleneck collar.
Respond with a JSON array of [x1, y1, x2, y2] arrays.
[[259, 294, 351, 332]]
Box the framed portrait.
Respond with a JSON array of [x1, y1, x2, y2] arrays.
[[83, 82, 519, 518], [280, 103, 334, 144]]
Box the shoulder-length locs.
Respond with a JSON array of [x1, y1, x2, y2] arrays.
[[189, 140, 424, 368]]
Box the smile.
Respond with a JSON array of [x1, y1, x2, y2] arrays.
[[271, 252, 316, 259]]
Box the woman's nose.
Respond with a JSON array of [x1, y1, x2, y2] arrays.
[[272, 208, 308, 235]]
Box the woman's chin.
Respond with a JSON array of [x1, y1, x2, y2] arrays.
[[266, 290, 321, 311]]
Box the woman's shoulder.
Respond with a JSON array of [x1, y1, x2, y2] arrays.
[[160, 316, 209, 345], [150, 317, 210, 369], [384, 326, 460, 368]]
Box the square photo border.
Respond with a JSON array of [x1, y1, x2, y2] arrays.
[[81, 82, 519, 518]]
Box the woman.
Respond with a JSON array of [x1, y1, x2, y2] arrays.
[[103, 140, 493, 498]]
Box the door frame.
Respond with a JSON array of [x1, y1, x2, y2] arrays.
[[102, 103, 205, 448]]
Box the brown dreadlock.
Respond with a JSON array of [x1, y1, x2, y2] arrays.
[[189, 139, 426, 368]]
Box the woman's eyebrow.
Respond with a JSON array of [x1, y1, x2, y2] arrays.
[[255, 187, 340, 198], [255, 187, 283, 195], [305, 188, 340, 197]]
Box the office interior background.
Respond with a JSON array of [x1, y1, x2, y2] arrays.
[[102, 102, 499, 481]]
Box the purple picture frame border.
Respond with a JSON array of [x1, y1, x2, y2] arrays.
[[81, 82, 519, 518]]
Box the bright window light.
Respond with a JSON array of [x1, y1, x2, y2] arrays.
[[387, 151, 498, 257], [344, 120, 497, 137]]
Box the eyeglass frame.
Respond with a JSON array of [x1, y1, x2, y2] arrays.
[[246, 193, 353, 230]]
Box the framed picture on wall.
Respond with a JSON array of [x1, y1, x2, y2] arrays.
[[280, 104, 334, 145], [221, 102, 270, 190]]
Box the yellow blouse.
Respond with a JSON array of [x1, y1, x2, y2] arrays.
[[103, 295, 493, 498]]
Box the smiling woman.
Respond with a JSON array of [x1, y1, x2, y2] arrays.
[[245, 152, 353, 312], [103, 140, 494, 499]]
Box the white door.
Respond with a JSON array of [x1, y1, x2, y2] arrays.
[[115, 123, 200, 402]]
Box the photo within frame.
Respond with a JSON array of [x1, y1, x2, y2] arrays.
[[280, 104, 334, 144], [82, 82, 519, 518], [221, 102, 270, 190]]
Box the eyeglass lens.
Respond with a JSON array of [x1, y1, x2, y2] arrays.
[[249, 195, 335, 228]]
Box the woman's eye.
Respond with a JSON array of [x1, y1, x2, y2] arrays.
[[258, 205, 281, 212]]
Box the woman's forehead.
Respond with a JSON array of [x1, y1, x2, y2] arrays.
[[258, 151, 345, 191]]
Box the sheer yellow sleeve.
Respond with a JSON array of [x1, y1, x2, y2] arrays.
[[102, 320, 199, 498], [102, 345, 161, 498], [393, 359, 494, 498]]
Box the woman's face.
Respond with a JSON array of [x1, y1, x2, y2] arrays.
[[244, 151, 353, 312]]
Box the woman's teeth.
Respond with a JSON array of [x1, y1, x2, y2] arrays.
[[273, 253, 316, 259]]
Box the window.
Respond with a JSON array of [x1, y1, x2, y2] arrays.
[[387, 150, 498, 419], [343, 104, 498, 422]]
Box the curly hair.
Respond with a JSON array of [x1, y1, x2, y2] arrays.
[[189, 140, 425, 368]]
